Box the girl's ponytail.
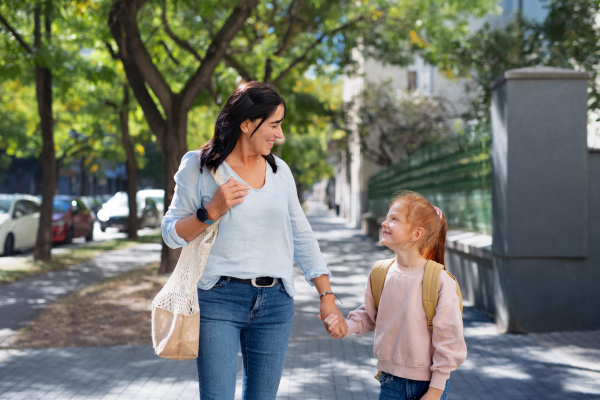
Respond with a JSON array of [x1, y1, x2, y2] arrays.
[[423, 215, 447, 264]]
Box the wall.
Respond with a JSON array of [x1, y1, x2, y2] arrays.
[[446, 67, 599, 333]]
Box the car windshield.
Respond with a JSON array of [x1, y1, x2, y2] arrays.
[[105, 193, 129, 208], [0, 199, 11, 214], [53, 199, 71, 213]]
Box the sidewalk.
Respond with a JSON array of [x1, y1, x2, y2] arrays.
[[0, 242, 162, 344], [0, 204, 599, 399]]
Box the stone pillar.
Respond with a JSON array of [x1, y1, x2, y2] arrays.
[[490, 66, 590, 332]]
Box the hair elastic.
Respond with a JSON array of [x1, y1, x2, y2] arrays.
[[432, 206, 443, 220]]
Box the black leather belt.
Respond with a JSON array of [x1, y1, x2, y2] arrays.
[[222, 276, 278, 288]]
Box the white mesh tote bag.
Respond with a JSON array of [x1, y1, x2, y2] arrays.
[[151, 167, 225, 360]]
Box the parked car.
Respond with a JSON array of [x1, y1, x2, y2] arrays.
[[81, 194, 112, 218], [52, 195, 94, 243], [137, 189, 165, 216], [0, 194, 41, 256], [97, 191, 160, 232]]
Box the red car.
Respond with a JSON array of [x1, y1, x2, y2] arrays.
[[52, 196, 94, 243]]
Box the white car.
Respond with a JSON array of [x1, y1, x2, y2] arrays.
[[137, 189, 165, 216], [96, 190, 164, 232], [0, 194, 41, 256]]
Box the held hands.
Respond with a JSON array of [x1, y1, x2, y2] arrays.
[[205, 177, 251, 220], [317, 299, 347, 339]]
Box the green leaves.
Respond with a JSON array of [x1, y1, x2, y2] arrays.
[[351, 80, 453, 167], [437, 0, 600, 126]]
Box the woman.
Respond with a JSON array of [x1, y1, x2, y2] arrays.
[[162, 81, 348, 400]]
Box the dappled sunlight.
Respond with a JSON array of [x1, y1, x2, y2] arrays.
[[481, 364, 533, 380]]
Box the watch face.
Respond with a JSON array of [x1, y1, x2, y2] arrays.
[[197, 207, 208, 222]]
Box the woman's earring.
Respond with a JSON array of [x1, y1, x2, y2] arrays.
[[410, 238, 413, 242]]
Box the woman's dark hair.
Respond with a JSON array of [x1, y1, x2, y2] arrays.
[[198, 81, 286, 173]]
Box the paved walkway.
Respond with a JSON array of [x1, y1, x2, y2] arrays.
[[0, 204, 599, 399], [0, 242, 162, 344]]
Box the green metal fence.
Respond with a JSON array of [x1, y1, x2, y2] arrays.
[[368, 133, 492, 234]]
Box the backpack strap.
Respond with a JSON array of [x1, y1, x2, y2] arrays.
[[423, 260, 444, 332], [370, 259, 395, 310], [446, 270, 464, 315], [422, 260, 464, 332]]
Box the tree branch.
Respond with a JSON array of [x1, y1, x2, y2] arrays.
[[264, 0, 302, 82], [105, 41, 118, 60], [110, 0, 173, 113], [109, 3, 167, 146], [272, 15, 364, 85], [159, 40, 181, 65], [105, 100, 120, 112], [181, 0, 259, 112], [224, 53, 255, 82], [277, 0, 302, 56], [0, 12, 32, 53], [207, 79, 222, 106], [161, 1, 202, 62]]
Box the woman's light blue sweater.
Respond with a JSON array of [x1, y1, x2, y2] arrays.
[[161, 151, 330, 297]]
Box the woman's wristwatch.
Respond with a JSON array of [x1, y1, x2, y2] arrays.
[[196, 206, 212, 224]]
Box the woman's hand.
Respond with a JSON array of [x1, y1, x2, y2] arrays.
[[318, 313, 346, 339], [420, 387, 443, 400], [312, 275, 347, 338], [205, 177, 251, 220], [318, 299, 347, 339]]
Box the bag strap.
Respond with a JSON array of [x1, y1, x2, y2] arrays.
[[200, 167, 225, 234], [370, 258, 395, 310], [423, 260, 444, 332], [422, 260, 463, 332], [447, 270, 464, 315], [180, 165, 226, 285], [210, 167, 225, 186]]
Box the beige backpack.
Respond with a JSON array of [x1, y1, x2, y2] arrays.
[[369, 258, 463, 380]]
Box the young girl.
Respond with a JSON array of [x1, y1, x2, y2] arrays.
[[322, 191, 467, 400]]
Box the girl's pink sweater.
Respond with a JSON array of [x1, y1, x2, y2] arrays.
[[346, 261, 467, 390]]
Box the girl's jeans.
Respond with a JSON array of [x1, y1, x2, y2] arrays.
[[196, 277, 294, 400], [379, 372, 450, 400]]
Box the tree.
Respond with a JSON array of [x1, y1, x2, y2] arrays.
[[537, 0, 600, 117], [0, 0, 59, 261], [351, 81, 454, 167], [437, 0, 600, 130], [69, 2, 150, 239], [278, 76, 342, 201], [104, 0, 496, 273]]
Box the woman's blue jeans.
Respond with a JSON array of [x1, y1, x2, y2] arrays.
[[379, 372, 450, 400], [196, 277, 294, 400]]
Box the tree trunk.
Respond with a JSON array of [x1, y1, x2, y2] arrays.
[[79, 157, 87, 196], [120, 85, 139, 239], [158, 99, 188, 274], [33, 3, 55, 262]]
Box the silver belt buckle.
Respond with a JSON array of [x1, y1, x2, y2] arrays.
[[251, 277, 277, 288]]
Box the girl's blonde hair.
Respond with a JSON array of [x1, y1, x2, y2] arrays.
[[390, 191, 447, 264]]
